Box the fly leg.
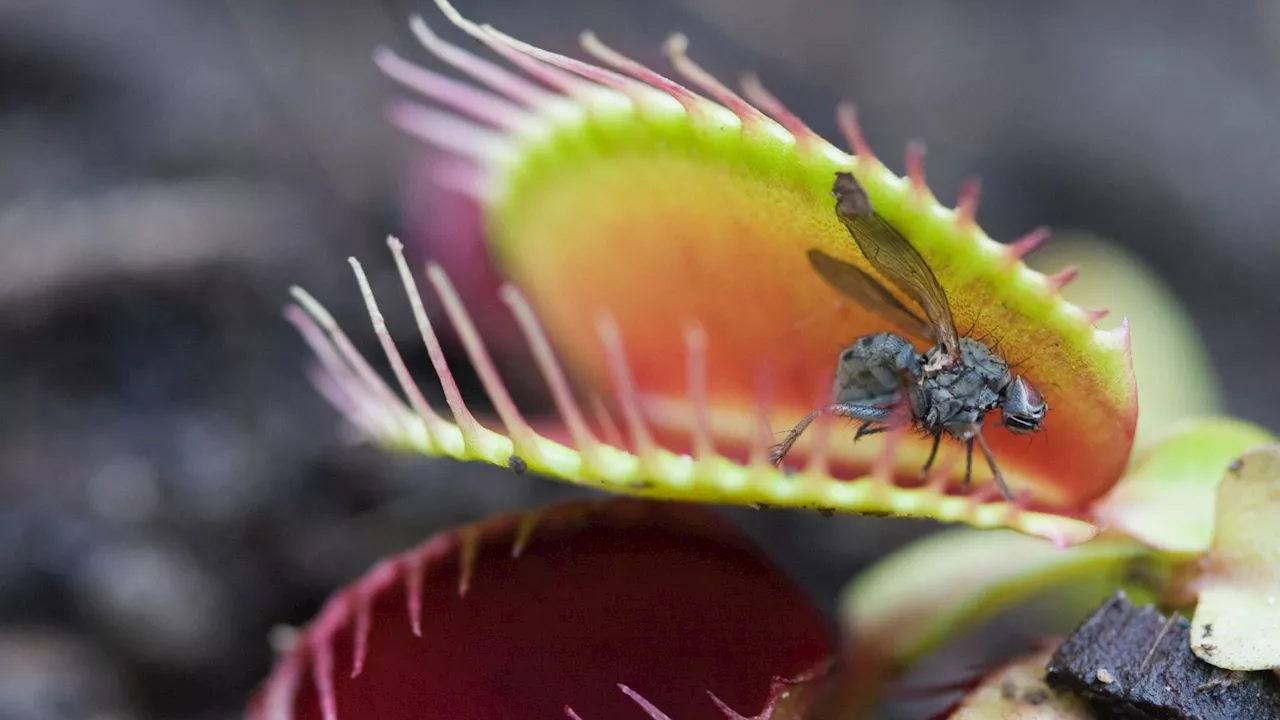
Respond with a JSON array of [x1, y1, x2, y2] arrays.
[[963, 438, 974, 487], [854, 422, 887, 440], [973, 430, 1014, 501], [769, 404, 895, 466], [917, 430, 943, 480]]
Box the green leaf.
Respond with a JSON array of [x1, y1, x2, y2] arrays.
[[1190, 443, 1280, 671], [1092, 417, 1275, 554], [840, 527, 1151, 680]]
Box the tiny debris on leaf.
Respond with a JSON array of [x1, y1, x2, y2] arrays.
[[1045, 591, 1280, 720], [936, 647, 1092, 719], [506, 454, 528, 474]]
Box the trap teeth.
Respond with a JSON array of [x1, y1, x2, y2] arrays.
[[837, 102, 876, 161], [1083, 307, 1110, 324], [905, 141, 929, 199], [1006, 227, 1052, 260], [954, 177, 982, 228], [1046, 266, 1080, 293]]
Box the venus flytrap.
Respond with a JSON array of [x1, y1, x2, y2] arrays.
[[262, 2, 1280, 717], [289, 0, 1146, 544], [246, 499, 836, 720]]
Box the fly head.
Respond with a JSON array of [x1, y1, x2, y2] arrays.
[[1000, 376, 1047, 435]]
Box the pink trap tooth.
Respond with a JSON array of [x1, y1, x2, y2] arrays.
[[405, 551, 425, 638], [301, 367, 368, 432], [312, 636, 339, 720], [347, 256, 454, 449], [288, 287, 413, 439], [373, 46, 528, 129], [389, 101, 512, 164], [301, 365, 363, 433], [802, 414, 834, 478], [596, 313, 659, 467], [350, 590, 371, 679], [433, 0, 596, 98], [384, 237, 485, 452], [751, 408, 772, 469], [1006, 226, 1051, 261], [739, 73, 823, 150], [282, 307, 352, 393], [618, 685, 675, 720], [872, 423, 909, 484], [968, 483, 1003, 505], [482, 24, 637, 96], [500, 284, 602, 466], [427, 155, 488, 201], [683, 324, 715, 462], [836, 102, 876, 162], [260, 651, 302, 720], [1008, 490, 1032, 515], [955, 177, 982, 229], [708, 695, 732, 716], [510, 510, 541, 559], [427, 262, 542, 461], [664, 34, 772, 131], [482, 35, 599, 99], [1083, 307, 1110, 324], [284, 305, 389, 437], [905, 141, 929, 199], [579, 31, 711, 118], [749, 365, 776, 468], [456, 527, 479, 598], [590, 393, 627, 451], [1046, 265, 1080, 293], [408, 14, 553, 108]]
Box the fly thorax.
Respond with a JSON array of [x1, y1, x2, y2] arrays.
[[957, 338, 1012, 391], [919, 353, 1006, 432]]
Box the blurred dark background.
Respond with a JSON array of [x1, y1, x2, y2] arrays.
[[2, 1, 1278, 718]]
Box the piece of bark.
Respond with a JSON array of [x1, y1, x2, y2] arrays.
[[1044, 591, 1280, 719]]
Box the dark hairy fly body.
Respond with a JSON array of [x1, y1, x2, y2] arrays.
[[769, 172, 1047, 499]]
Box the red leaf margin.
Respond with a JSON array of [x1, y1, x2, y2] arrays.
[[246, 499, 834, 720]]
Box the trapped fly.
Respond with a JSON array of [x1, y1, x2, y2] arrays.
[[770, 172, 1047, 499]]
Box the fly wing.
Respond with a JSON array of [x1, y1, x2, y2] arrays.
[[831, 171, 961, 356], [806, 249, 935, 343]]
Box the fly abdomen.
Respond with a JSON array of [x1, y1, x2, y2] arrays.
[[832, 332, 921, 406]]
